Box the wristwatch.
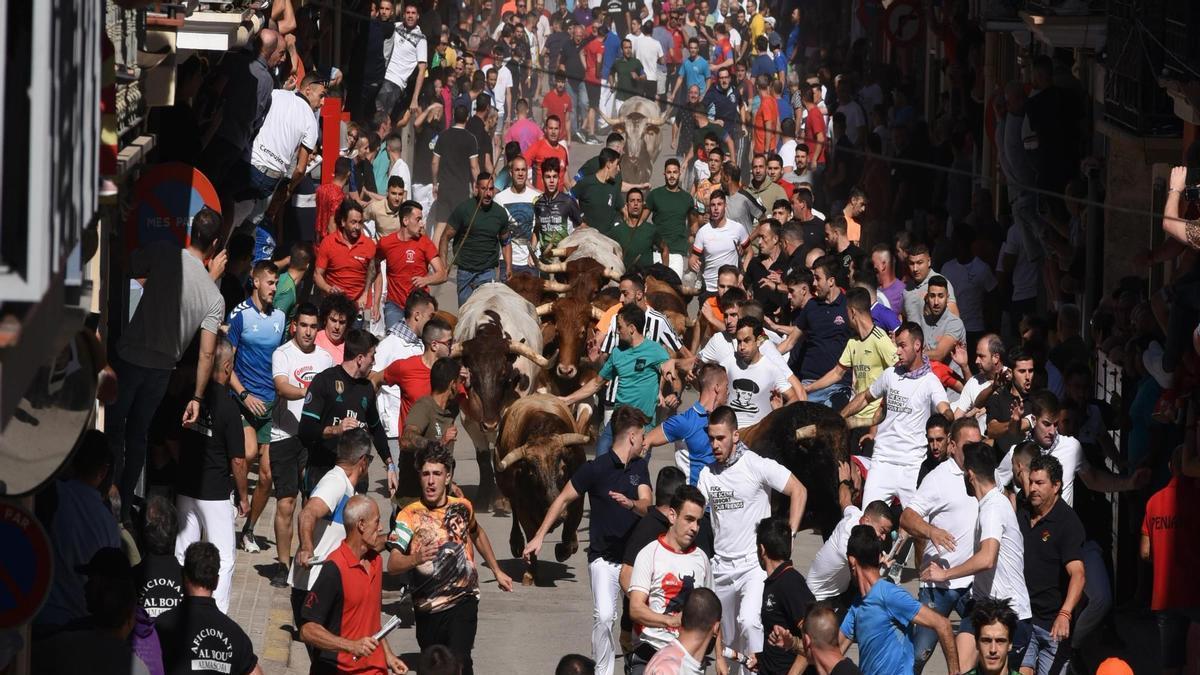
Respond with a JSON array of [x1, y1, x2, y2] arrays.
[[238, 390, 250, 401]]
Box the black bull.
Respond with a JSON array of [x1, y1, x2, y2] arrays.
[[739, 401, 857, 538]]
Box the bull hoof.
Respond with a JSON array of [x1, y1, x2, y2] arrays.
[[521, 570, 535, 586], [554, 541, 577, 562]]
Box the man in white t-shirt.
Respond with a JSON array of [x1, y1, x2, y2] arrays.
[[840, 322, 952, 508], [493, 156, 541, 276], [720, 316, 798, 430], [939, 226, 998, 341], [629, 20, 664, 98], [950, 334, 1005, 433], [696, 406, 806, 668], [900, 417, 983, 673], [921, 441, 1033, 672], [627, 485, 714, 672], [238, 75, 324, 228], [697, 298, 791, 372], [690, 190, 749, 294], [806, 499, 895, 602], [287, 429, 373, 623], [377, 4, 427, 122], [268, 304, 334, 588]]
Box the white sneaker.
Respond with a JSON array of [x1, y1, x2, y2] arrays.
[[240, 530, 261, 553]]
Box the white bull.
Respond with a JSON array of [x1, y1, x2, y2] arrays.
[[543, 227, 625, 276], [453, 282, 545, 397], [601, 96, 667, 188]]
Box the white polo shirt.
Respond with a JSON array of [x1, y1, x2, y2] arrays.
[[907, 460, 977, 590], [994, 433, 1087, 507], [250, 90, 319, 174], [973, 487, 1032, 620], [807, 505, 861, 600], [697, 449, 791, 561], [868, 368, 949, 466], [385, 24, 427, 87]]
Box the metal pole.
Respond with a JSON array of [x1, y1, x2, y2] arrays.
[[1083, 164, 1102, 349]]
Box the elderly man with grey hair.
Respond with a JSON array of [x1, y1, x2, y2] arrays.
[[288, 429, 375, 625], [300, 495, 408, 673]]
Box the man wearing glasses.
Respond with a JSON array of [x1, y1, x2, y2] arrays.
[[371, 316, 457, 445]]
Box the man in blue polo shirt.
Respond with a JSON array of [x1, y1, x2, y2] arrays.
[[523, 405, 653, 675], [777, 255, 852, 409], [644, 362, 728, 484], [227, 260, 287, 553]]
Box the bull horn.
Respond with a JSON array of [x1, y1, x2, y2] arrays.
[[794, 424, 818, 441], [538, 261, 567, 273], [558, 433, 591, 446], [603, 267, 622, 281], [600, 111, 624, 128], [449, 343, 463, 358], [591, 306, 606, 321], [648, 115, 668, 128], [845, 415, 876, 430], [497, 445, 529, 471], [543, 280, 571, 293], [685, 315, 696, 328], [548, 247, 568, 258], [508, 340, 550, 367], [536, 302, 554, 317], [680, 285, 701, 297]]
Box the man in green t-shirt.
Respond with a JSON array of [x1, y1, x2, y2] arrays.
[[572, 147, 625, 237], [610, 39, 644, 102], [962, 597, 1025, 675], [273, 241, 311, 323], [438, 173, 513, 306], [644, 158, 697, 278], [608, 188, 663, 272]]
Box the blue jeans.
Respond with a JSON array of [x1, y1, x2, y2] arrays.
[[595, 420, 614, 458], [104, 357, 173, 521], [456, 267, 496, 307], [383, 300, 405, 332], [802, 380, 853, 410], [566, 80, 588, 135], [909, 586, 970, 673], [1074, 540, 1111, 647], [1022, 622, 1071, 675]]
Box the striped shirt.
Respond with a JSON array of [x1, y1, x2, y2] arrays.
[[601, 306, 682, 405]]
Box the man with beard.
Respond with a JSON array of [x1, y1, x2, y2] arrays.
[[610, 188, 663, 271], [776, 256, 851, 409], [315, 202, 377, 321], [743, 218, 789, 320], [437, 173, 514, 306], [227, 262, 288, 555], [756, 517, 816, 675], [376, 1, 427, 124], [977, 348, 1038, 454], [951, 334, 1006, 434], [645, 159, 696, 278], [387, 442, 512, 674], [919, 276, 966, 365], [374, 200, 446, 332], [746, 154, 787, 215], [494, 156, 542, 276], [840, 322, 953, 508], [718, 316, 799, 430], [625, 485, 715, 673], [696, 406, 806, 673], [531, 159, 582, 258], [902, 242, 958, 325], [690, 190, 749, 296]]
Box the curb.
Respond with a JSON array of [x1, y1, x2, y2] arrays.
[[261, 587, 295, 667]]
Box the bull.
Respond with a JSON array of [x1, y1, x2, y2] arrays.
[[493, 394, 592, 585], [739, 401, 875, 538], [600, 96, 667, 188], [452, 283, 549, 510], [506, 271, 570, 306]]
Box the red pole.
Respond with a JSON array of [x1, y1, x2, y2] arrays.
[[321, 97, 344, 185]]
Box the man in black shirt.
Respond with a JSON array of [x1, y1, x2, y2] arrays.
[[524, 406, 653, 674], [757, 518, 816, 675], [137, 495, 183, 619], [465, 94, 494, 175], [980, 348, 1037, 455], [431, 104, 481, 240], [299, 329, 395, 495], [156, 542, 261, 675], [788, 187, 826, 260], [1018, 454, 1085, 674], [174, 339, 247, 614]]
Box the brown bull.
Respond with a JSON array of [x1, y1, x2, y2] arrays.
[[537, 258, 621, 300], [535, 298, 607, 391], [507, 271, 570, 306], [494, 394, 592, 584]]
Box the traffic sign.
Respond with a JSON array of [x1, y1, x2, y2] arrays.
[[884, 0, 924, 44], [0, 502, 53, 628], [124, 162, 221, 253]]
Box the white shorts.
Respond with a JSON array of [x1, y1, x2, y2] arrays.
[[653, 252, 686, 280], [861, 460, 921, 508]]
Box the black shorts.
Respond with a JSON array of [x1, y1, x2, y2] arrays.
[[586, 83, 601, 111], [270, 436, 307, 499]]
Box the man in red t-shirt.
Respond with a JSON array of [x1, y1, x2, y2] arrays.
[[374, 200, 446, 331], [542, 75, 572, 133], [525, 115, 571, 191], [314, 158, 352, 245], [582, 27, 606, 143], [802, 86, 827, 168], [371, 316, 453, 433], [1140, 448, 1200, 673], [315, 201, 377, 317], [752, 75, 779, 155]]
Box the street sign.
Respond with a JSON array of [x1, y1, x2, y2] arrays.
[[0, 502, 53, 628], [124, 162, 221, 253], [884, 0, 924, 44]]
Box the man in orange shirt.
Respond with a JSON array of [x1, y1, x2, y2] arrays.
[[315, 201, 377, 322], [752, 75, 779, 155], [525, 115, 571, 191]]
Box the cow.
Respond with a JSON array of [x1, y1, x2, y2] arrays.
[[600, 96, 667, 188], [738, 401, 875, 538], [493, 394, 592, 585], [452, 283, 549, 511]]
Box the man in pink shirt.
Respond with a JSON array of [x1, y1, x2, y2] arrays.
[[502, 98, 543, 154]]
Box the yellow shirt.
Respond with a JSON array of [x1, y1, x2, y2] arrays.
[[749, 14, 766, 51], [838, 326, 897, 420]]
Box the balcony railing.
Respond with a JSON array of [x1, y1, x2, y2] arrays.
[[1102, 0, 1182, 136]]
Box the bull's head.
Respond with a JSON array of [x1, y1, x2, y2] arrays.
[[537, 298, 604, 380], [601, 96, 667, 188], [453, 322, 548, 432], [496, 433, 591, 472]]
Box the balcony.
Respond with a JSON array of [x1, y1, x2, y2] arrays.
[[1102, 0, 1182, 136], [1019, 1, 1106, 50]]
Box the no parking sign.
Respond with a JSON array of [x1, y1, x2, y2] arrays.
[[0, 502, 53, 628], [124, 162, 221, 253]]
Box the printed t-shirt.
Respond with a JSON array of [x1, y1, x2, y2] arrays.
[[377, 233, 440, 308], [526, 138, 570, 192], [867, 368, 949, 465], [599, 339, 670, 423], [719, 353, 792, 430], [227, 300, 287, 402], [628, 535, 713, 650], [270, 341, 334, 441], [494, 186, 541, 267], [1141, 476, 1200, 611], [696, 450, 791, 559], [316, 232, 377, 301], [838, 327, 897, 422], [388, 496, 480, 613]]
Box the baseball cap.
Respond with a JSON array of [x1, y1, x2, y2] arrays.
[[76, 547, 134, 579], [1095, 658, 1133, 675]]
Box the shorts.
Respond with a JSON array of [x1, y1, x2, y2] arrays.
[[240, 400, 275, 445], [861, 459, 921, 508], [270, 436, 307, 500], [586, 83, 601, 112]]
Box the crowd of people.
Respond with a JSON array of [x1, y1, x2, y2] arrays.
[[27, 0, 1200, 673]]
